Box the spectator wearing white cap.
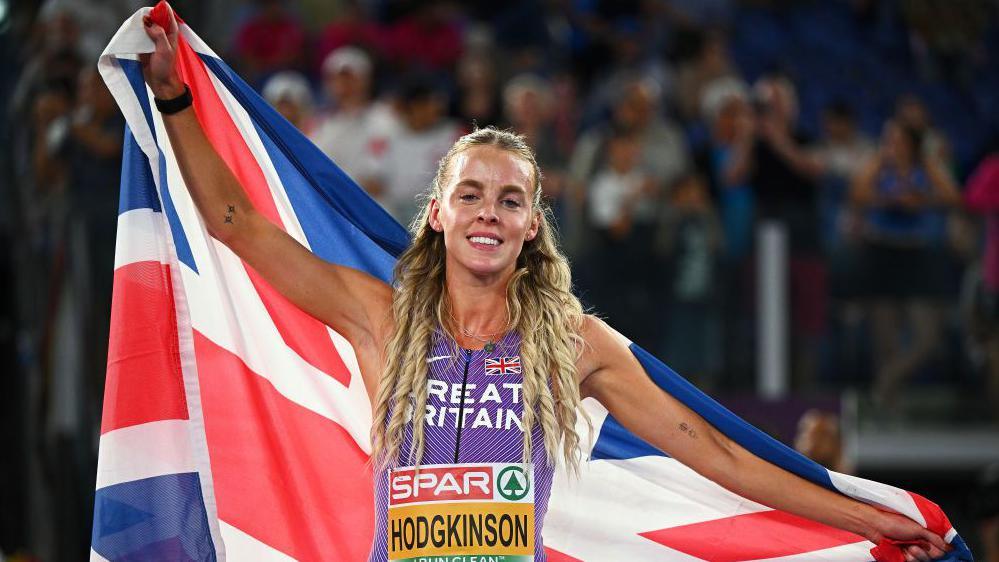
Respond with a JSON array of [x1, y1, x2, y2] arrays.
[[368, 73, 461, 226], [262, 71, 315, 134], [309, 46, 399, 198]]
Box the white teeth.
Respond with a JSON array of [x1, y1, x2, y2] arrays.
[[469, 236, 499, 246]]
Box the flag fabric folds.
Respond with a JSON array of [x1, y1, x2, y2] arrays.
[[93, 3, 973, 561]]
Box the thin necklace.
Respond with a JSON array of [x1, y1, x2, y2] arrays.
[[446, 309, 508, 353]]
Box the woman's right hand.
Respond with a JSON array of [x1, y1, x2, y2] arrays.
[[140, 5, 185, 99]]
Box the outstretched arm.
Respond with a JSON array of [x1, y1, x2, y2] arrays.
[[576, 316, 950, 561], [139, 8, 393, 388], [924, 156, 960, 207]]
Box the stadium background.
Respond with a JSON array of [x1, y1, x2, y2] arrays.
[[1, 0, 998, 560]]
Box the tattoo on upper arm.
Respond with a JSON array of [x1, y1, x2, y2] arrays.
[[679, 422, 697, 439], [224, 204, 235, 224]]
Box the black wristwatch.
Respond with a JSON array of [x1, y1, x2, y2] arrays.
[[154, 84, 192, 115]]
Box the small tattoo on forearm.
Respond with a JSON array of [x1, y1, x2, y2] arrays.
[[679, 422, 697, 438], [224, 204, 235, 224]]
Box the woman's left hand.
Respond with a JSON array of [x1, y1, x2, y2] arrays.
[[867, 509, 951, 561]]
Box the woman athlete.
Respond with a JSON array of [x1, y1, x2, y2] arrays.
[[141, 9, 949, 562]]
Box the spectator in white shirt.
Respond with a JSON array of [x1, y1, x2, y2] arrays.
[[372, 74, 462, 226], [309, 46, 398, 196], [812, 101, 876, 182], [584, 126, 660, 343], [588, 127, 657, 239]]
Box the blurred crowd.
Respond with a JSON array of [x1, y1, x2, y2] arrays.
[[4, 0, 999, 558], [199, 0, 999, 415]]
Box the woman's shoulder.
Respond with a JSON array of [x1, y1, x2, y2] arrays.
[[579, 314, 633, 349], [575, 314, 634, 384]]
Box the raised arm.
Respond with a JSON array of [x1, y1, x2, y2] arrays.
[[140, 10, 393, 375], [924, 156, 960, 207], [576, 316, 950, 561], [720, 114, 755, 188], [850, 156, 882, 209]]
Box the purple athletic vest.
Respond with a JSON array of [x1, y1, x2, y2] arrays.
[[368, 329, 554, 561]]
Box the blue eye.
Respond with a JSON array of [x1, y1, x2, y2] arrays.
[[502, 199, 522, 208], [459, 194, 478, 202]]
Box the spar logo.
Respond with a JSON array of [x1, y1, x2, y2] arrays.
[[496, 466, 529, 501], [385, 463, 536, 560], [390, 466, 494, 505]]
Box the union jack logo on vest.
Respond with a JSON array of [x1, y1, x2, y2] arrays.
[[484, 356, 522, 375]]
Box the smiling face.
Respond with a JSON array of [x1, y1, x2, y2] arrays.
[[428, 146, 540, 281]]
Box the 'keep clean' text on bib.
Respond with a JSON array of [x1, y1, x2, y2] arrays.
[[387, 462, 535, 562]]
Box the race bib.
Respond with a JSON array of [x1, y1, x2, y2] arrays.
[[387, 462, 535, 562]]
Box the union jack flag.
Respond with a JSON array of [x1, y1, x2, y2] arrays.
[[92, 3, 973, 561], [485, 356, 522, 376]]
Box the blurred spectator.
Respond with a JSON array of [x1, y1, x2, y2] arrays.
[[24, 69, 124, 559], [569, 76, 689, 198], [814, 101, 878, 371], [750, 75, 823, 247], [31, 85, 73, 194], [676, 30, 736, 123], [811, 100, 876, 254], [546, 73, 583, 177], [452, 52, 502, 129], [963, 141, 999, 420], [65, 68, 123, 212], [262, 71, 315, 134], [33, 68, 123, 240], [65, 68, 124, 376], [313, 0, 388, 73], [232, 0, 306, 87], [36, 68, 124, 206], [812, 101, 877, 182], [901, 0, 990, 86], [50, 68, 123, 557], [372, 74, 460, 226], [585, 126, 660, 345], [851, 120, 960, 406], [554, 3, 665, 90], [464, 0, 551, 72], [385, 1, 464, 72], [11, 6, 83, 120], [502, 74, 569, 226], [34, 0, 126, 62], [700, 76, 754, 262], [569, 75, 687, 346], [309, 47, 398, 195], [750, 75, 826, 387], [588, 126, 657, 241], [794, 409, 851, 473], [656, 172, 723, 388], [576, 15, 675, 133], [895, 93, 953, 169], [700, 76, 755, 382]]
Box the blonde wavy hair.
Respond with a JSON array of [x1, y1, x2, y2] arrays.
[[371, 127, 588, 473]]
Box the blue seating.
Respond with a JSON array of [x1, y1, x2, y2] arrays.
[[729, 2, 995, 174]]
